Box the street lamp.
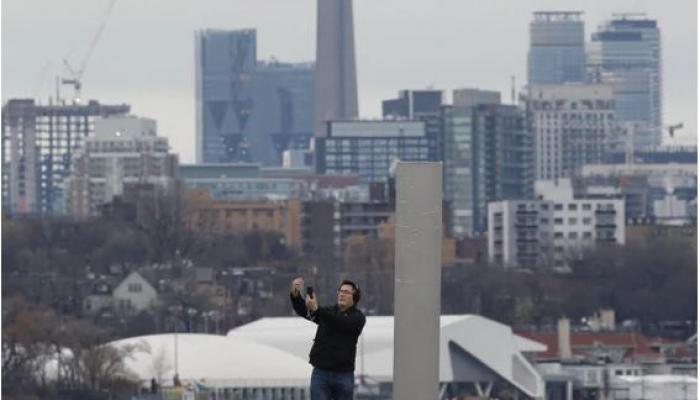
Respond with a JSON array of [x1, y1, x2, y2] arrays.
[[186, 308, 198, 333]]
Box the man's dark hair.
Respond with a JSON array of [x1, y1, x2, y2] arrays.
[[338, 280, 361, 304]]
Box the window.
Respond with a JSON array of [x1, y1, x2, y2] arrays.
[[583, 218, 592, 225], [554, 218, 563, 225], [568, 232, 578, 239], [540, 204, 549, 211], [540, 218, 549, 224], [583, 232, 592, 239], [554, 232, 564, 239], [554, 204, 563, 211], [582, 203, 592, 210], [128, 283, 142, 293], [569, 218, 577, 225]]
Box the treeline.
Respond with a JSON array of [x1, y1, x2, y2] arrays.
[[2, 213, 696, 398], [4, 214, 696, 332], [345, 235, 697, 333], [2, 296, 140, 400], [442, 238, 697, 332]]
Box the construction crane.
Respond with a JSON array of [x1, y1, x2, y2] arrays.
[[666, 123, 683, 137], [61, 0, 118, 104]]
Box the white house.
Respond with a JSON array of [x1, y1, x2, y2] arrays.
[[111, 271, 159, 314]]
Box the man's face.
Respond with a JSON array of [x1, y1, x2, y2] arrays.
[[337, 284, 355, 309]]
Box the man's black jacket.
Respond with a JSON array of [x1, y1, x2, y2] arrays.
[[291, 292, 366, 372]]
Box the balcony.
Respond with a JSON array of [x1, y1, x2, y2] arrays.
[[516, 238, 538, 243], [515, 210, 538, 215], [595, 209, 616, 215], [515, 223, 538, 229], [595, 223, 617, 228], [596, 237, 617, 243]]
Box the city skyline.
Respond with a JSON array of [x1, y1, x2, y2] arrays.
[[2, 0, 696, 163]]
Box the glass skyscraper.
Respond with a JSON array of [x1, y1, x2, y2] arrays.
[[195, 29, 314, 166], [588, 16, 662, 148], [528, 11, 586, 85], [442, 101, 533, 238]]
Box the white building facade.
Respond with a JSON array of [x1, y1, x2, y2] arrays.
[[488, 179, 625, 269], [527, 84, 616, 181], [65, 115, 178, 218]]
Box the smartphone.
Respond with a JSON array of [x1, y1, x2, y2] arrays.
[[306, 286, 314, 298]]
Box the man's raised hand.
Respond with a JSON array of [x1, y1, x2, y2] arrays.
[[291, 277, 304, 296]]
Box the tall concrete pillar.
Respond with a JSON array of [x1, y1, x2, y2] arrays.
[[393, 162, 443, 400]]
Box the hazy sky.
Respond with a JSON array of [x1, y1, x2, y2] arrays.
[[2, 0, 697, 163]]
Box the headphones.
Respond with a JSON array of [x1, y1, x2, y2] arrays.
[[339, 280, 361, 304]]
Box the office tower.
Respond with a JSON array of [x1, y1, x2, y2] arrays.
[[195, 29, 313, 165], [442, 97, 533, 237], [195, 29, 256, 164], [527, 84, 616, 181], [1, 99, 130, 215], [315, 121, 434, 184], [250, 60, 314, 165], [589, 15, 662, 148], [528, 11, 586, 85], [314, 0, 358, 137], [65, 115, 178, 218]]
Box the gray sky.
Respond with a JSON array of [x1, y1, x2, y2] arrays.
[[2, 0, 697, 163]]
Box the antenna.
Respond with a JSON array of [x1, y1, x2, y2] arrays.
[[511, 76, 516, 104]]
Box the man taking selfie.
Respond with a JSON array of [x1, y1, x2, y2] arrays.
[[290, 277, 366, 400]]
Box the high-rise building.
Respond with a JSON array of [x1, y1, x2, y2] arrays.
[[442, 96, 533, 237], [383, 89, 444, 162], [314, 0, 358, 137], [195, 29, 313, 165], [527, 84, 616, 181], [1, 99, 130, 215], [588, 15, 662, 148], [195, 29, 256, 164], [249, 61, 315, 165], [528, 11, 586, 85], [315, 121, 436, 184], [65, 115, 178, 218]]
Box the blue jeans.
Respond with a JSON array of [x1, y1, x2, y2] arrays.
[[310, 367, 354, 400]]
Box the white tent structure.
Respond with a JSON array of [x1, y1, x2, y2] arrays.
[[110, 333, 311, 398], [227, 314, 547, 399]]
